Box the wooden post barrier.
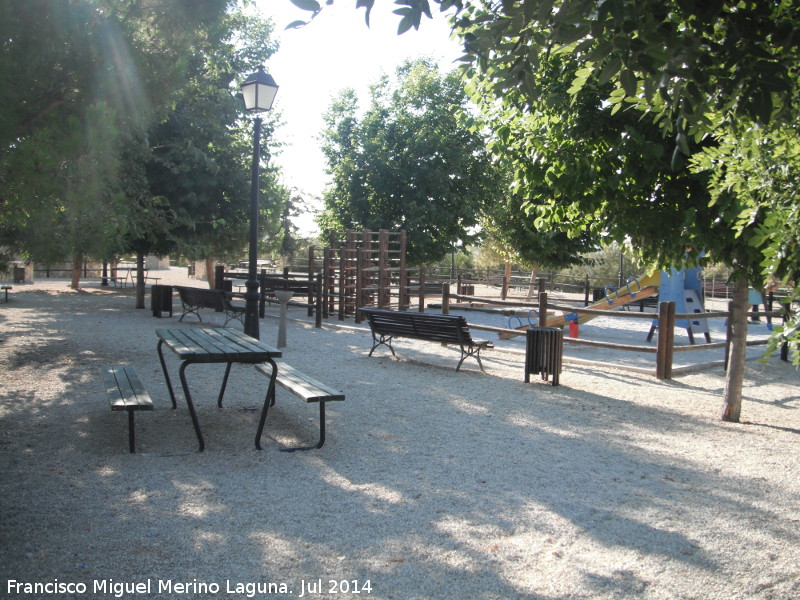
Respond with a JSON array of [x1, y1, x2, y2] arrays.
[[418, 266, 426, 312], [338, 249, 346, 321], [442, 283, 450, 315], [315, 272, 323, 328], [656, 301, 676, 379], [538, 291, 548, 327], [322, 247, 331, 319]]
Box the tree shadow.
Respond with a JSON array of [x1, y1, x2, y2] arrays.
[[1, 290, 798, 599]]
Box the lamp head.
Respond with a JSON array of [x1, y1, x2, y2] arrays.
[[241, 66, 279, 113]]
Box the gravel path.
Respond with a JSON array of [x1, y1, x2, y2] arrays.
[[1, 269, 798, 600]]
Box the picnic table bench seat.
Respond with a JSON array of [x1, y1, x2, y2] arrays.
[[103, 365, 153, 453], [175, 286, 244, 326], [359, 308, 493, 372], [254, 362, 345, 452]]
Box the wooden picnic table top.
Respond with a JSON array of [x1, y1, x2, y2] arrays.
[[156, 327, 281, 363]]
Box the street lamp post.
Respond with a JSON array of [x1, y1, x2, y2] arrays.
[[240, 66, 279, 339]]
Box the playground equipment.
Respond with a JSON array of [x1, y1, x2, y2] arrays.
[[502, 272, 660, 336], [565, 312, 580, 338], [646, 267, 711, 344], [498, 267, 713, 344]]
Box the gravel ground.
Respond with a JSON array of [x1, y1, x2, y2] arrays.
[[0, 269, 798, 600]]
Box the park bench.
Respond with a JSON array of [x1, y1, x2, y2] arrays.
[[359, 308, 493, 372], [102, 365, 153, 453], [1, 284, 11, 303], [254, 362, 345, 452], [175, 286, 244, 326]]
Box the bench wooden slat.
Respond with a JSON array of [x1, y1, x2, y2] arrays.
[[256, 363, 345, 403], [103, 366, 153, 410], [102, 366, 153, 453]]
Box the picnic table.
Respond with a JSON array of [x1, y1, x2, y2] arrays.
[[111, 267, 161, 288], [156, 327, 281, 451]]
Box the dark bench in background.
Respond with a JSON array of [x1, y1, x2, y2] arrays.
[[359, 308, 493, 372], [175, 286, 244, 326]]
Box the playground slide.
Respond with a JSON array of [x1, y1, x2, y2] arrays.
[[500, 273, 661, 338]]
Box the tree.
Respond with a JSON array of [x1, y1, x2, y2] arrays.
[[0, 0, 233, 272], [692, 118, 800, 369], [481, 182, 597, 298], [140, 9, 282, 295], [318, 58, 501, 265], [292, 0, 800, 422], [449, 0, 800, 422]]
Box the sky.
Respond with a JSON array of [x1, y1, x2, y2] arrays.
[[252, 1, 464, 234]]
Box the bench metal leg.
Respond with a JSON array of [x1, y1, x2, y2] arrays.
[[279, 402, 326, 453], [127, 410, 136, 453], [256, 360, 327, 452], [178, 303, 202, 322], [456, 346, 484, 372], [369, 334, 395, 357]]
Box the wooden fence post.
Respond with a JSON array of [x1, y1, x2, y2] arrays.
[[584, 274, 590, 306], [315, 272, 323, 328], [355, 248, 365, 321], [418, 265, 426, 312], [656, 301, 676, 379], [442, 283, 450, 315], [338, 249, 346, 320], [322, 247, 331, 319], [538, 292, 548, 327]]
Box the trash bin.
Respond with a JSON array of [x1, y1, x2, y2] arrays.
[[151, 284, 173, 318], [13, 267, 25, 283], [524, 327, 563, 386]]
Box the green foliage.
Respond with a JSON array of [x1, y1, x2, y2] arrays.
[[0, 0, 231, 266], [480, 179, 597, 272], [0, 1, 290, 273], [691, 119, 800, 364], [557, 244, 641, 284], [142, 9, 282, 262], [318, 59, 501, 265], [472, 51, 714, 272], [300, 0, 800, 413]]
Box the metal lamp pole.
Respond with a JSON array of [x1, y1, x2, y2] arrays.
[[245, 116, 263, 339], [240, 66, 279, 340]]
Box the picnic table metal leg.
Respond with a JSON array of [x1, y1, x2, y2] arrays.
[[217, 362, 233, 408], [157, 339, 178, 409], [127, 410, 136, 453], [179, 360, 205, 452], [255, 358, 278, 450]]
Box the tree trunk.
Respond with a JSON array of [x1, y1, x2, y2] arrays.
[[721, 278, 748, 422], [205, 257, 215, 288], [526, 264, 540, 300], [70, 253, 82, 290], [135, 252, 145, 309]]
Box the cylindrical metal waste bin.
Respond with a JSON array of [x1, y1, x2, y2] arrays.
[[524, 327, 563, 386], [151, 284, 173, 318]]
